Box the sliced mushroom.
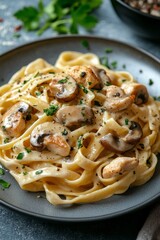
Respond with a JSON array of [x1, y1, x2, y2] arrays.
[[2, 102, 31, 137], [100, 133, 134, 153], [104, 85, 134, 112], [90, 66, 111, 88], [49, 74, 78, 102], [100, 121, 142, 153], [121, 83, 149, 105], [30, 122, 70, 156], [56, 105, 94, 129], [123, 121, 143, 144], [65, 65, 103, 89], [102, 157, 138, 178]]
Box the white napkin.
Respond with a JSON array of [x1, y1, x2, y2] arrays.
[[136, 203, 160, 240]]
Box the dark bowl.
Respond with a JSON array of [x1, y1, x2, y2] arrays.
[[111, 0, 160, 39]]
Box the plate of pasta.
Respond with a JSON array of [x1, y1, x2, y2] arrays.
[[0, 36, 160, 221]]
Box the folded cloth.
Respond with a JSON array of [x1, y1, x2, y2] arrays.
[[136, 203, 160, 240]]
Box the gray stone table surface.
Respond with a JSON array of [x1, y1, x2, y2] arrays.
[[0, 1, 160, 240]]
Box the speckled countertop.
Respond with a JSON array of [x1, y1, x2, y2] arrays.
[[0, 1, 160, 240]]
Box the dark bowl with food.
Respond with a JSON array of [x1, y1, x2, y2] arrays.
[[111, 0, 160, 39]]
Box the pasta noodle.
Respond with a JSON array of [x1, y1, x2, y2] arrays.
[[0, 51, 160, 205]]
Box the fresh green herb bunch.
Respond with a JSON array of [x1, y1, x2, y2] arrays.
[[14, 0, 103, 35]]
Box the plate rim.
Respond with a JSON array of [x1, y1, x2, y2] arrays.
[[0, 35, 160, 222]]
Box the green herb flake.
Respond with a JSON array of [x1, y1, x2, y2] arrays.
[[0, 179, 11, 189], [4, 138, 9, 144], [17, 152, 24, 160], [88, 82, 92, 86], [25, 148, 32, 153], [13, 33, 21, 38], [58, 78, 68, 84], [35, 170, 43, 175], [105, 81, 111, 86], [79, 84, 88, 94], [99, 56, 110, 69], [43, 105, 59, 116], [23, 79, 30, 85], [77, 136, 83, 149], [23, 171, 28, 176], [61, 129, 68, 136], [125, 118, 129, 125], [81, 40, 90, 50], [18, 89, 21, 93], [35, 91, 41, 96], [105, 48, 113, 53], [0, 168, 5, 175], [34, 72, 40, 78], [49, 71, 55, 74], [2, 126, 6, 131], [110, 61, 117, 69], [122, 79, 127, 82], [149, 79, 154, 86], [79, 99, 83, 105]]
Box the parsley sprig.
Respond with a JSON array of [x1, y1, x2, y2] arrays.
[[14, 0, 102, 35]]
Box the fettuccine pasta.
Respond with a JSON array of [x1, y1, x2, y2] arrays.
[[0, 51, 160, 205]]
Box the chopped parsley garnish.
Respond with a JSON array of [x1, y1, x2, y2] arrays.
[[110, 61, 117, 69], [23, 79, 30, 85], [4, 138, 9, 144], [17, 152, 24, 160], [88, 82, 92, 86], [35, 170, 43, 175], [105, 81, 111, 86], [105, 48, 113, 53], [0, 168, 5, 175], [49, 71, 55, 74], [2, 126, 6, 131], [0, 179, 11, 189], [79, 99, 84, 105], [35, 91, 41, 96], [61, 129, 68, 136], [99, 56, 110, 69], [122, 79, 127, 82], [77, 136, 83, 149], [81, 39, 90, 50], [58, 78, 68, 84], [25, 148, 32, 153], [149, 79, 154, 86], [79, 84, 88, 94], [23, 171, 28, 175], [43, 105, 59, 116], [125, 118, 129, 125], [34, 72, 40, 78]]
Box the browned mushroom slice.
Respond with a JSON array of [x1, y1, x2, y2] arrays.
[[2, 102, 31, 137], [121, 83, 149, 105], [104, 85, 134, 112], [30, 122, 70, 156], [102, 157, 139, 178], [56, 105, 94, 129], [90, 66, 111, 88], [100, 121, 143, 153], [100, 133, 134, 153], [49, 75, 78, 102], [65, 65, 103, 89], [123, 121, 143, 144]]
